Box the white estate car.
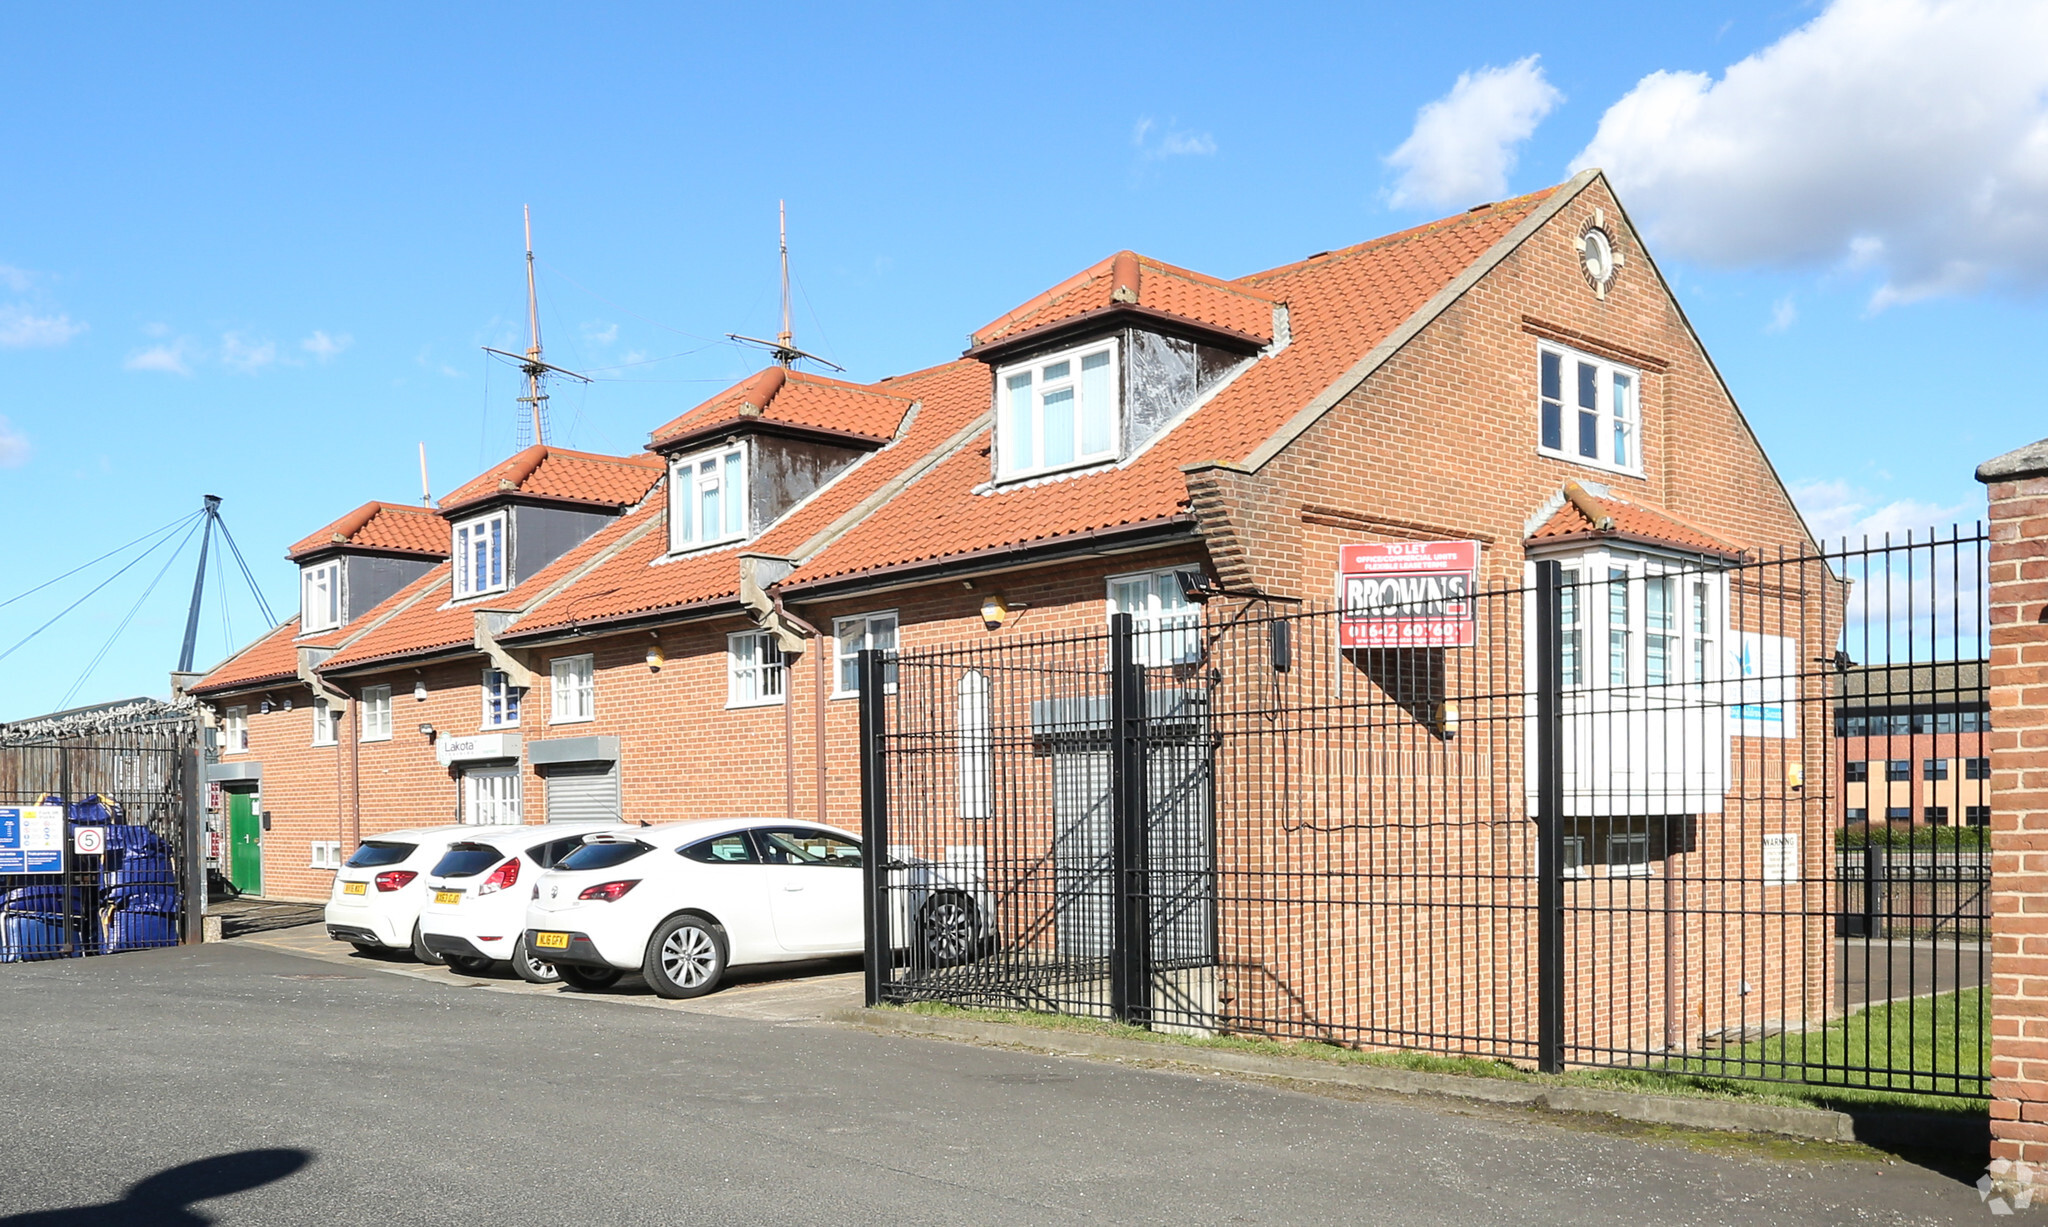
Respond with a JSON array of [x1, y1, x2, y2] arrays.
[[525, 818, 995, 997], [415, 821, 630, 983], [325, 825, 485, 962]]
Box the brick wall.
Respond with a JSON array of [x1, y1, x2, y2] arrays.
[[1979, 439, 2048, 1162]]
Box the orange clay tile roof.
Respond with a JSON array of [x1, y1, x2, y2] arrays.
[[970, 250, 1277, 350], [646, 368, 915, 451], [437, 445, 664, 515], [507, 359, 994, 639], [287, 501, 447, 561], [1528, 486, 1743, 559], [780, 190, 1558, 591], [318, 503, 661, 671], [189, 618, 303, 695]]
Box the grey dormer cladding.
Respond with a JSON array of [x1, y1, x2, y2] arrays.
[[339, 554, 437, 623], [748, 435, 870, 531], [508, 503, 617, 585], [1123, 327, 1252, 455]]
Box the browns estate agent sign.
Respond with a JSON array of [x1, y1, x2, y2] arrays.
[[1336, 541, 1479, 649]]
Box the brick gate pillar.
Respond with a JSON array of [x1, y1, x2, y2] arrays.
[[1979, 437, 2048, 1162]]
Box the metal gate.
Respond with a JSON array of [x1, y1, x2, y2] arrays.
[[0, 732, 198, 961], [860, 528, 1989, 1098]]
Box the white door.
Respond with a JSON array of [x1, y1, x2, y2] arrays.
[[463, 765, 521, 824], [754, 827, 864, 953]]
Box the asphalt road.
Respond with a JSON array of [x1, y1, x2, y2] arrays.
[[0, 941, 1986, 1225]]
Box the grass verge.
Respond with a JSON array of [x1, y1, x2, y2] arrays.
[[879, 994, 1986, 1119]]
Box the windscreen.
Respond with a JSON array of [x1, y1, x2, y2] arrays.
[[558, 840, 652, 872], [343, 841, 417, 869], [429, 843, 505, 879]]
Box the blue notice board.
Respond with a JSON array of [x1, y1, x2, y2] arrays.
[[0, 805, 64, 874]]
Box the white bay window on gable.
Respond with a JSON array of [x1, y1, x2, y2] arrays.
[[996, 339, 1119, 481], [670, 444, 747, 551], [452, 511, 508, 599], [1539, 343, 1639, 476], [301, 560, 341, 633]]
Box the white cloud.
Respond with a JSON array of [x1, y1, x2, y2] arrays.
[[1133, 116, 1218, 161], [1575, 0, 2048, 308], [220, 331, 277, 374], [1766, 296, 1798, 332], [0, 417, 28, 468], [0, 266, 32, 294], [0, 305, 86, 348], [1790, 477, 1974, 543], [124, 340, 192, 375], [1386, 56, 1562, 209], [300, 330, 352, 361], [580, 320, 618, 346]]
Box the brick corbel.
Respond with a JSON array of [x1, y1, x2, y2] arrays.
[[738, 554, 808, 654], [295, 646, 349, 705]]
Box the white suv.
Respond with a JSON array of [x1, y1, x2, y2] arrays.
[[415, 822, 630, 983], [325, 825, 485, 962]]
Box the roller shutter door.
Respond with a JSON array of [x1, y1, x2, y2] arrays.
[[542, 762, 619, 824]]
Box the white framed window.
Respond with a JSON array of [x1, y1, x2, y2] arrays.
[[311, 696, 340, 747], [222, 706, 248, 754], [309, 841, 342, 870], [463, 765, 521, 825], [834, 611, 899, 696], [452, 510, 509, 599], [669, 443, 748, 551], [1608, 831, 1651, 876], [958, 670, 992, 821], [1538, 342, 1640, 476], [1107, 568, 1200, 667], [995, 338, 1120, 481], [1546, 551, 1725, 694], [727, 631, 786, 707], [360, 686, 392, 741], [550, 655, 595, 723], [481, 669, 522, 729], [301, 560, 342, 633]]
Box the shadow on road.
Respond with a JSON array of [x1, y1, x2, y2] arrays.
[[0, 1148, 311, 1225]]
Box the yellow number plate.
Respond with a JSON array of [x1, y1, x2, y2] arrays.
[[434, 890, 462, 905], [534, 931, 570, 950], [342, 882, 366, 895]]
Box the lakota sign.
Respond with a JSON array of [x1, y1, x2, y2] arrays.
[[1337, 540, 1479, 648]]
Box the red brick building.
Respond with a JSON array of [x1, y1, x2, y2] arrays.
[[188, 170, 1821, 1049]]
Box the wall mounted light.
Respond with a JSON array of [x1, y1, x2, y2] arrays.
[[417, 723, 436, 741], [646, 645, 666, 671], [258, 699, 273, 715], [980, 593, 1028, 632], [282, 697, 294, 712], [1434, 701, 1461, 740], [1174, 570, 1226, 604], [413, 680, 428, 702]]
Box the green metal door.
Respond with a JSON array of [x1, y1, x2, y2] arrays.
[[227, 789, 262, 895]]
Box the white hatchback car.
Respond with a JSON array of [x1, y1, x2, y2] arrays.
[[415, 821, 630, 983], [524, 819, 869, 997], [325, 825, 484, 962]]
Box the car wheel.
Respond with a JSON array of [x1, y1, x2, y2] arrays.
[[555, 963, 623, 992], [643, 915, 727, 999], [410, 923, 446, 966], [512, 935, 562, 985], [919, 893, 983, 967], [447, 955, 495, 977]]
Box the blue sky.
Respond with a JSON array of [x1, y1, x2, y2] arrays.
[[1, 1, 2041, 719]]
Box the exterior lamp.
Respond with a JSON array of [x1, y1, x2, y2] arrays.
[[980, 593, 1027, 632], [417, 723, 436, 741], [1174, 570, 1226, 604], [646, 644, 666, 671], [413, 680, 428, 701], [1434, 702, 1460, 740], [258, 698, 273, 714]]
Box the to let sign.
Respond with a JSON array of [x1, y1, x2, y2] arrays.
[[1337, 540, 1479, 649], [0, 805, 65, 874]]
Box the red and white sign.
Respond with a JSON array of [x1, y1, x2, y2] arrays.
[[206, 782, 222, 813], [73, 826, 105, 856], [1337, 540, 1480, 649]]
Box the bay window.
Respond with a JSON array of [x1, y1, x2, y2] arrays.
[[1539, 342, 1639, 476], [996, 339, 1119, 481], [670, 443, 747, 551], [453, 511, 508, 599]]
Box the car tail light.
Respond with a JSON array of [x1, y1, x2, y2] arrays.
[[578, 880, 639, 902], [374, 870, 417, 892], [476, 858, 520, 896]]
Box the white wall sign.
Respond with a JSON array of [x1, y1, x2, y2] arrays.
[[436, 733, 522, 765], [1763, 832, 1800, 885], [1731, 632, 1799, 739]]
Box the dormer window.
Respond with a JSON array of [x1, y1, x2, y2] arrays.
[[452, 510, 508, 600], [995, 338, 1119, 482], [300, 560, 342, 633], [670, 443, 747, 552]]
